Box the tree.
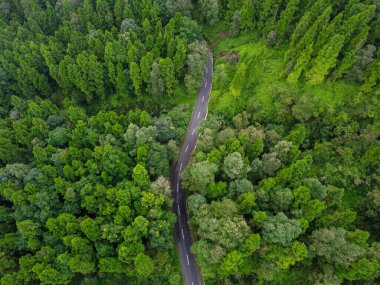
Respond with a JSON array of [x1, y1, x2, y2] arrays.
[[130, 62, 142, 96], [262, 213, 302, 246], [237, 192, 256, 214], [165, 0, 193, 17], [118, 242, 145, 264], [150, 62, 165, 97], [16, 220, 40, 250], [309, 227, 365, 267], [287, 43, 314, 84], [132, 164, 150, 188], [288, 12, 312, 55], [159, 58, 176, 96], [80, 218, 100, 242], [264, 241, 308, 270], [360, 58, 380, 94], [134, 253, 154, 278], [70, 52, 105, 102], [0, 136, 21, 164], [173, 39, 187, 78], [364, 190, 380, 233], [48, 127, 70, 147], [228, 179, 254, 198], [276, 0, 300, 42], [276, 155, 313, 186], [240, 234, 260, 256], [239, 0, 254, 32], [287, 6, 331, 64], [192, 199, 250, 250], [99, 258, 125, 273], [223, 152, 247, 179], [261, 153, 282, 176], [230, 10, 241, 36], [187, 194, 207, 216], [219, 250, 242, 276], [182, 160, 218, 194], [137, 144, 149, 166], [185, 42, 207, 92], [199, 0, 219, 26], [344, 45, 376, 82], [140, 52, 154, 84], [306, 34, 345, 85], [266, 30, 278, 47], [139, 111, 152, 127], [207, 181, 228, 199]]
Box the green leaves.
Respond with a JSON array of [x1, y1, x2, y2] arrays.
[[133, 164, 150, 188], [134, 253, 154, 278], [0, 98, 184, 284], [309, 227, 366, 267], [182, 160, 218, 194], [130, 62, 142, 96], [261, 213, 302, 246], [80, 218, 101, 242], [223, 152, 247, 179], [306, 35, 345, 85]]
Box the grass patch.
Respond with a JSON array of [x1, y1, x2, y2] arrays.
[[213, 33, 258, 55], [103, 83, 197, 116], [202, 21, 229, 42], [158, 84, 197, 112]]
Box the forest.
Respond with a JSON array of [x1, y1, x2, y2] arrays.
[[0, 0, 379, 285]]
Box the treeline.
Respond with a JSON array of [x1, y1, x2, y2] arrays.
[[209, 0, 379, 89], [182, 111, 380, 284], [0, 95, 192, 284], [0, 0, 208, 114]]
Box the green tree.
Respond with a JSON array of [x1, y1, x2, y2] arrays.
[[130, 62, 142, 96], [132, 164, 150, 188], [182, 160, 218, 194], [219, 250, 242, 276], [262, 213, 302, 246], [207, 181, 228, 199], [276, 0, 300, 42], [80, 218, 100, 242], [134, 253, 154, 278], [199, 0, 219, 26], [159, 58, 176, 96], [240, 0, 254, 32], [223, 152, 247, 179], [165, 0, 193, 17], [150, 62, 165, 97], [173, 39, 187, 78], [140, 52, 154, 84], [306, 35, 345, 85], [309, 227, 365, 267]]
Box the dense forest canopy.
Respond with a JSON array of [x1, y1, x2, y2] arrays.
[[0, 0, 208, 115], [0, 0, 379, 285]]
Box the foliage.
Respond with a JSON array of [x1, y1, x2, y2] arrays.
[[0, 99, 188, 284]]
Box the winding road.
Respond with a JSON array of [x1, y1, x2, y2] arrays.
[[171, 46, 213, 285]]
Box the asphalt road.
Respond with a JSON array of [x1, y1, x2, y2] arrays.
[[171, 46, 213, 285]]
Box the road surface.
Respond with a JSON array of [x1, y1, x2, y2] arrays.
[[171, 46, 213, 285]]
